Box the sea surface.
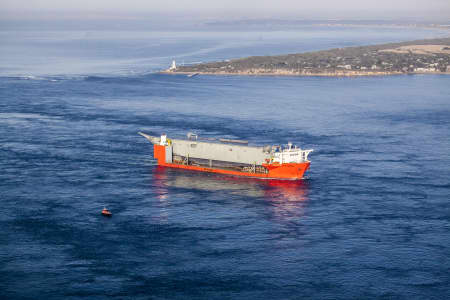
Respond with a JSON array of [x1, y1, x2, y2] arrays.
[[1, 27, 450, 299]]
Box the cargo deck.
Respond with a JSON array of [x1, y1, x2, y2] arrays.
[[139, 132, 313, 180]]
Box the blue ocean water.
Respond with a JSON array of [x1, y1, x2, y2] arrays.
[[1, 27, 450, 299]]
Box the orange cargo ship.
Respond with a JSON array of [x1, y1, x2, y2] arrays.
[[139, 132, 313, 180]]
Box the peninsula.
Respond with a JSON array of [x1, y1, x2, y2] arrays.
[[164, 37, 450, 76]]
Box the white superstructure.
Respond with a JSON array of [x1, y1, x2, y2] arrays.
[[272, 143, 313, 164]]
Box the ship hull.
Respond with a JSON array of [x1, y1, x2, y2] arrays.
[[153, 144, 310, 180]]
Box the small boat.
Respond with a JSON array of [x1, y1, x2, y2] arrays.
[[101, 207, 112, 217], [187, 73, 199, 77]]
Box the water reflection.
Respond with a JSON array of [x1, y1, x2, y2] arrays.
[[152, 166, 170, 200], [151, 166, 171, 222], [151, 166, 310, 220], [263, 180, 309, 221]]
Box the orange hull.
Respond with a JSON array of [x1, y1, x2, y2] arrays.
[[153, 144, 310, 180]]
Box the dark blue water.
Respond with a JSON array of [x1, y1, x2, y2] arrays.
[[1, 28, 450, 299]]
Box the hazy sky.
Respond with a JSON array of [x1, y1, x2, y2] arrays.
[[2, 0, 450, 20]]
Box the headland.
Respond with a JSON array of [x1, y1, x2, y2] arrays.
[[163, 37, 450, 77]]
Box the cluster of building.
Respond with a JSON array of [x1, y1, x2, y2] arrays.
[[321, 50, 450, 73], [173, 39, 450, 76]]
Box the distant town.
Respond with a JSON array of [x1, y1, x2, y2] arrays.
[[164, 37, 450, 76]]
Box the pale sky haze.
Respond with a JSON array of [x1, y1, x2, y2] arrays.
[[1, 0, 450, 20]]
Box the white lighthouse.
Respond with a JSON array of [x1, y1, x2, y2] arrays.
[[169, 60, 176, 71]]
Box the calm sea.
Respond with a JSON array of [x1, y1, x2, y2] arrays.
[[1, 26, 449, 299]]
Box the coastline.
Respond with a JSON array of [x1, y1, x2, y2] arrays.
[[163, 37, 450, 78], [161, 70, 450, 77]]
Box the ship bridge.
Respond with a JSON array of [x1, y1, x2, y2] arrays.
[[272, 143, 313, 164]]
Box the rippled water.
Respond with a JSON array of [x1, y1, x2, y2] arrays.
[[1, 28, 450, 299]]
